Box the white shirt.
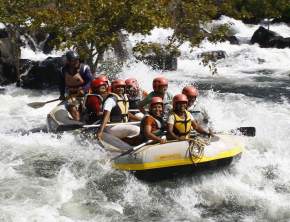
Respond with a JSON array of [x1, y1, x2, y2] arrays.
[[103, 97, 117, 112]]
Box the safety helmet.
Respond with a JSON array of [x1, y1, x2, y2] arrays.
[[150, 96, 163, 107], [125, 78, 139, 90], [66, 50, 80, 61], [111, 79, 126, 90], [182, 86, 199, 97], [96, 74, 109, 86], [173, 94, 188, 109], [153, 76, 168, 90], [91, 78, 107, 90]]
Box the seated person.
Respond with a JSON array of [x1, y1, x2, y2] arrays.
[[125, 78, 148, 119], [83, 78, 108, 124], [96, 79, 140, 140], [139, 97, 167, 144], [138, 76, 172, 118], [182, 86, 209, 126], [167, 94, 212, 141]]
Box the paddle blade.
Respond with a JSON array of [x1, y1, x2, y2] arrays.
[[27, 102, 46, 108], [237, 127, 256, 137]]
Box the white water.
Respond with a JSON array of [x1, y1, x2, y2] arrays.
[[1, 16, 290, 221]]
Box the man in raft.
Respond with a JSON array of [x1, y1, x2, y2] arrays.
[[96, 79, 140, 141], [138, 76, 173, 118], [182, 86, 209, 126], [167, 94, 212, 140], [59, 50, 93, 121], [83, 78, 109, 124], [125, 78, 148, 119], [139, 97, 167, 144]]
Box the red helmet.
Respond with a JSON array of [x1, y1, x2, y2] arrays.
[[91, 79, 107, 89], [96, 74, 109, 85], [173, 94, 188, 108], [111, 79, 126, 90], [182, 86, 199, 97], [125, 78, 139, 89], [153, 76, 168, 90], [150, 96, 163, 107]]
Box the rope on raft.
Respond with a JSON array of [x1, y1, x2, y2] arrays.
[[188, 136, 210, 164]]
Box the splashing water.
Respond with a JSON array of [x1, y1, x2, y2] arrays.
[[0, 17, 290, 221]]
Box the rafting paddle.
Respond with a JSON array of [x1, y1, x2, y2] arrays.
[[111, 140, 154, 161], [27, 98, 60, 109], [233, 127, 256, 137], [215, 127, 256, 137]]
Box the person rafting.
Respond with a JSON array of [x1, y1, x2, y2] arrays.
[[182, 86, 209, 126], [59, 50, 93, 121], [96, 79, 140, 140], [167, 94, 212, 141], [139, 97, 167, 144], [125, 78, 148, 119], [138, 76, 173, 118], [96, 74, 111, 92], [83, 78, 108, 124]]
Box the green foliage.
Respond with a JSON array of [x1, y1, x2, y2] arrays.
[[133, 42, 181, 57], [219, 0, 290, 22], [0, 0, 288, 75]]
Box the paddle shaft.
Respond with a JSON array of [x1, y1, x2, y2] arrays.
[[82, 121, 140, 129], [45, 98, 61, 104], [111, 140, 153, 161]]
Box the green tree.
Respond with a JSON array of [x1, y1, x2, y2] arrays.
[[219, 0, 290, 24]]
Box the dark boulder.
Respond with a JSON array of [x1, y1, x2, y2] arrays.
[[20, 56, 65, 89], [139, 55, 178, 71], [0, 29, 8, 38], [251, 26, 290, 48], [0, 29, 19, 85], [227, 35, 239, 45]]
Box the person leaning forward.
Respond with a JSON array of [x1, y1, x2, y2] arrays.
[[96, 79, 140, 141], [59, 50, 93, 121], [167, 94, 212, 141]]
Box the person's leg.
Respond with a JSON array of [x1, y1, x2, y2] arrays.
[[106, 124, 140, 139], [68, 106, 81, 121]]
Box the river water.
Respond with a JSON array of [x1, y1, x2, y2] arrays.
[[0, 16, 290, 221]]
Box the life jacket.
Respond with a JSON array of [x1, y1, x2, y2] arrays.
[[140, 114, 164, 141], [104, 93, 129, 123], [173, 110, 192, 137], [64, 64, 89, 93]]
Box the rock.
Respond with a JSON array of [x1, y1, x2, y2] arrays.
[[199, 50, 227, 62], [251, 26, 290, 48], [140, 55, 178, 71], [0, 34, 19, 85], [20, 56, 65, 89], [227, 35, 239, 45], [0, 28, 8, 38]]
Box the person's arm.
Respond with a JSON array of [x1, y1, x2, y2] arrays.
[[144, 122, 166, 144], [166, 114, 181, 140], [96, 110, 110, 139], [81, 65, 93, 92], [96, 97, 116, 139], [191, 120, 213, 136], [167, 123, 181, 140], [59, 69, 66, 100]]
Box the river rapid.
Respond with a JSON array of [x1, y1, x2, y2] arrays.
[[0, 16, 290, 221]]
